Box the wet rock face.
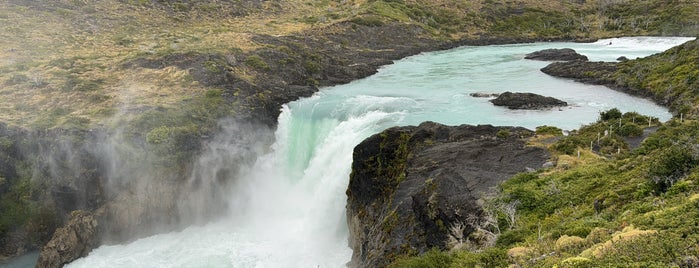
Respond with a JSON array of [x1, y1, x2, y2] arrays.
[[490, 91, 568, 110], [346, 122, 549, 267], [524, 48, 588, 61], [36, 211, 100, 268]]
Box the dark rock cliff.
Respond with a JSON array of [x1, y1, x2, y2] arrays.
[[346, 122, 550, 267]]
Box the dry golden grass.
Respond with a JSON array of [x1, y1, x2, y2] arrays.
[[0, 0, 666, 128], [0, 0, 359, 128]]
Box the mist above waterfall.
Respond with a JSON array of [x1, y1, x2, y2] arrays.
[[178, 119, 275, 225]]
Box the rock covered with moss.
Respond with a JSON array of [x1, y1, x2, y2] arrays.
[[346, 122, 549, 267]]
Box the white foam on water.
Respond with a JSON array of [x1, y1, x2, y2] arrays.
[[68, 37, 691, 268]]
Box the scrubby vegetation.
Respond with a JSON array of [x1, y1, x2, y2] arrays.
[[0, 0, 697, 263], [613, 39, 699, 116], [391, 110, 699, 267]]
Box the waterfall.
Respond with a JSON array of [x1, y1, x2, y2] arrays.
[[66, 36, 692, 268]]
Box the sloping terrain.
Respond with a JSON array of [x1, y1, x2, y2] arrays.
[[0, 0, 698, 264]]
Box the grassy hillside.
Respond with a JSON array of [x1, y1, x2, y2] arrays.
[[614, 39, 699, 116], [0, 0, 697, 130]]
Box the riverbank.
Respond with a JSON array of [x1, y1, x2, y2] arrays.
[[1, 0, 698, 265]]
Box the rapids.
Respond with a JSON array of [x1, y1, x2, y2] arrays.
[[65, 37, 693, 268]]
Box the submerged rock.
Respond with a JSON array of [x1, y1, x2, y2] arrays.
[[490, 91, 567, 110], [469, 92, 500, 98], [346, 122, 549, 267], [525, 48, 588, 61]]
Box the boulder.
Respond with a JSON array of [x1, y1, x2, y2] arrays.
[[346, 122, 549, 267], [36, 210, 101, 268], [490, 91, 567, 110], [524, 48, 588, 61]]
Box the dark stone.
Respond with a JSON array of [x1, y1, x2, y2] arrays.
[[346, 122, 549, 267], [490, 91, 567, 110], [524, 48, 588, 61], [617, 56, 629, 62]]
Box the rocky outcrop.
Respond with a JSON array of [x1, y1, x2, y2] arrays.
[[540, 61, 618, 84], [346, 122, 550, 267], [490, 92, 567, 110], [36, 210, 101, 268], [524, 48, 588, 61]]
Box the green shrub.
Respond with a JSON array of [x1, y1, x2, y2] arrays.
[[244, 55, 269, 70], [388, 248, 453, 268], [508, 173, 539, 184], [564, 225, 593, 238], [205, 89, 223, 98], [496, 229, 528, 246], [618, 123, 643, 137], [351, 15, 385, 27], [648, 144, 698, 193], [496, 129, 510, 139], [304, 60, 321, 74], [591, 232, 693, 266], [536, 125, 563, 136], [0, 177, 32, 235], [600, 108, 622, 121], [559, 257, 594, 268], [553, 136, 584, 155]]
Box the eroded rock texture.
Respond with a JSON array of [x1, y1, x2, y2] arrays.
[[346, 122, 549, 267]]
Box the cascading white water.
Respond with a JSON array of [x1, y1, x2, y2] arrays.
[[65, 37, 694, 268]]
